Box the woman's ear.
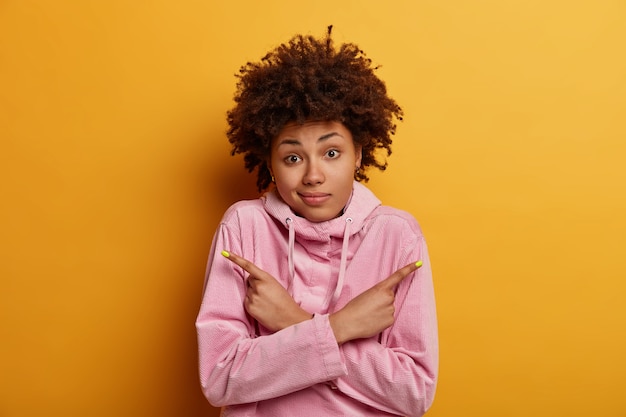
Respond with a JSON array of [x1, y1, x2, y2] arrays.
[[355, 145, 363, 168]]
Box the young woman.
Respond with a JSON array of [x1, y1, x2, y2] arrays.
[[196, 27, 438, 417]]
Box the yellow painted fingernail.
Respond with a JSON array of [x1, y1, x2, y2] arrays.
[[415, 260, 423, 268], [221, 250, 230, 258]]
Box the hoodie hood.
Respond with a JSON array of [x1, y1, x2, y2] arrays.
[[261, 181, 381, 307]]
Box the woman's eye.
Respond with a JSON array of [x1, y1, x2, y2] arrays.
[[285, 155, 301, 164], [326, 149, 340, 158]]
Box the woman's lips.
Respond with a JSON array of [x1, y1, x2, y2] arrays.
[[299, 192, 331, 206]]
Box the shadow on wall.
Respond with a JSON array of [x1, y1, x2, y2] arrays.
[[177, 128, 259, 416], [214, 155, 261, 208]]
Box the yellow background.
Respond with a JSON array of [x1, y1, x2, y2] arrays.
[[2, 1, 625, 416]]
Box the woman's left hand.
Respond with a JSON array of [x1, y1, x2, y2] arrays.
[[222, 251, 313, 332]]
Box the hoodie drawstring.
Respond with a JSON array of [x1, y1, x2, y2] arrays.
[[330, 217, 352, 308], [286, 217, 295, 292]]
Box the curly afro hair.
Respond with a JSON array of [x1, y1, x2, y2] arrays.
[[226, 26, 403, 192]]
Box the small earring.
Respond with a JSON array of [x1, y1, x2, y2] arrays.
[[271, 175, 275, 183], [355, 167, 360, 174]]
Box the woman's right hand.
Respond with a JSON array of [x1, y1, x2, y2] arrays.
[[329, 261, 422, 345], [221, 250, 312, 332]]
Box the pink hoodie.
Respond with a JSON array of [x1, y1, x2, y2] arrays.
[[196, 182, 438, 416]]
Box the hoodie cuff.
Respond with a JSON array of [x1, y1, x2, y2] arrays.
[[313, 313, 348, 379]]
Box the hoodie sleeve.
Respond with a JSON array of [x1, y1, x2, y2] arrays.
[[195, 222, 348, 407], [332, 236, 439, 417]]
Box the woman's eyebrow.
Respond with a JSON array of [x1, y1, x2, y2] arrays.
[[318, 132, 343, 142], [276, 138, 301, 147]]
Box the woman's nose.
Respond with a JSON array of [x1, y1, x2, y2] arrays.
[[303, 161, 324, 185]]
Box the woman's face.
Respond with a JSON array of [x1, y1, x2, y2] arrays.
[[269, 121, 362, 222]]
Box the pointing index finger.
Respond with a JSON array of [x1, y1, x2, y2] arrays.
[[221, 250, 261, 277], [381, 260, 423, 289]]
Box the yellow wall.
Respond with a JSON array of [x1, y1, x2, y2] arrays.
[[1, 1, 625, 416]]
